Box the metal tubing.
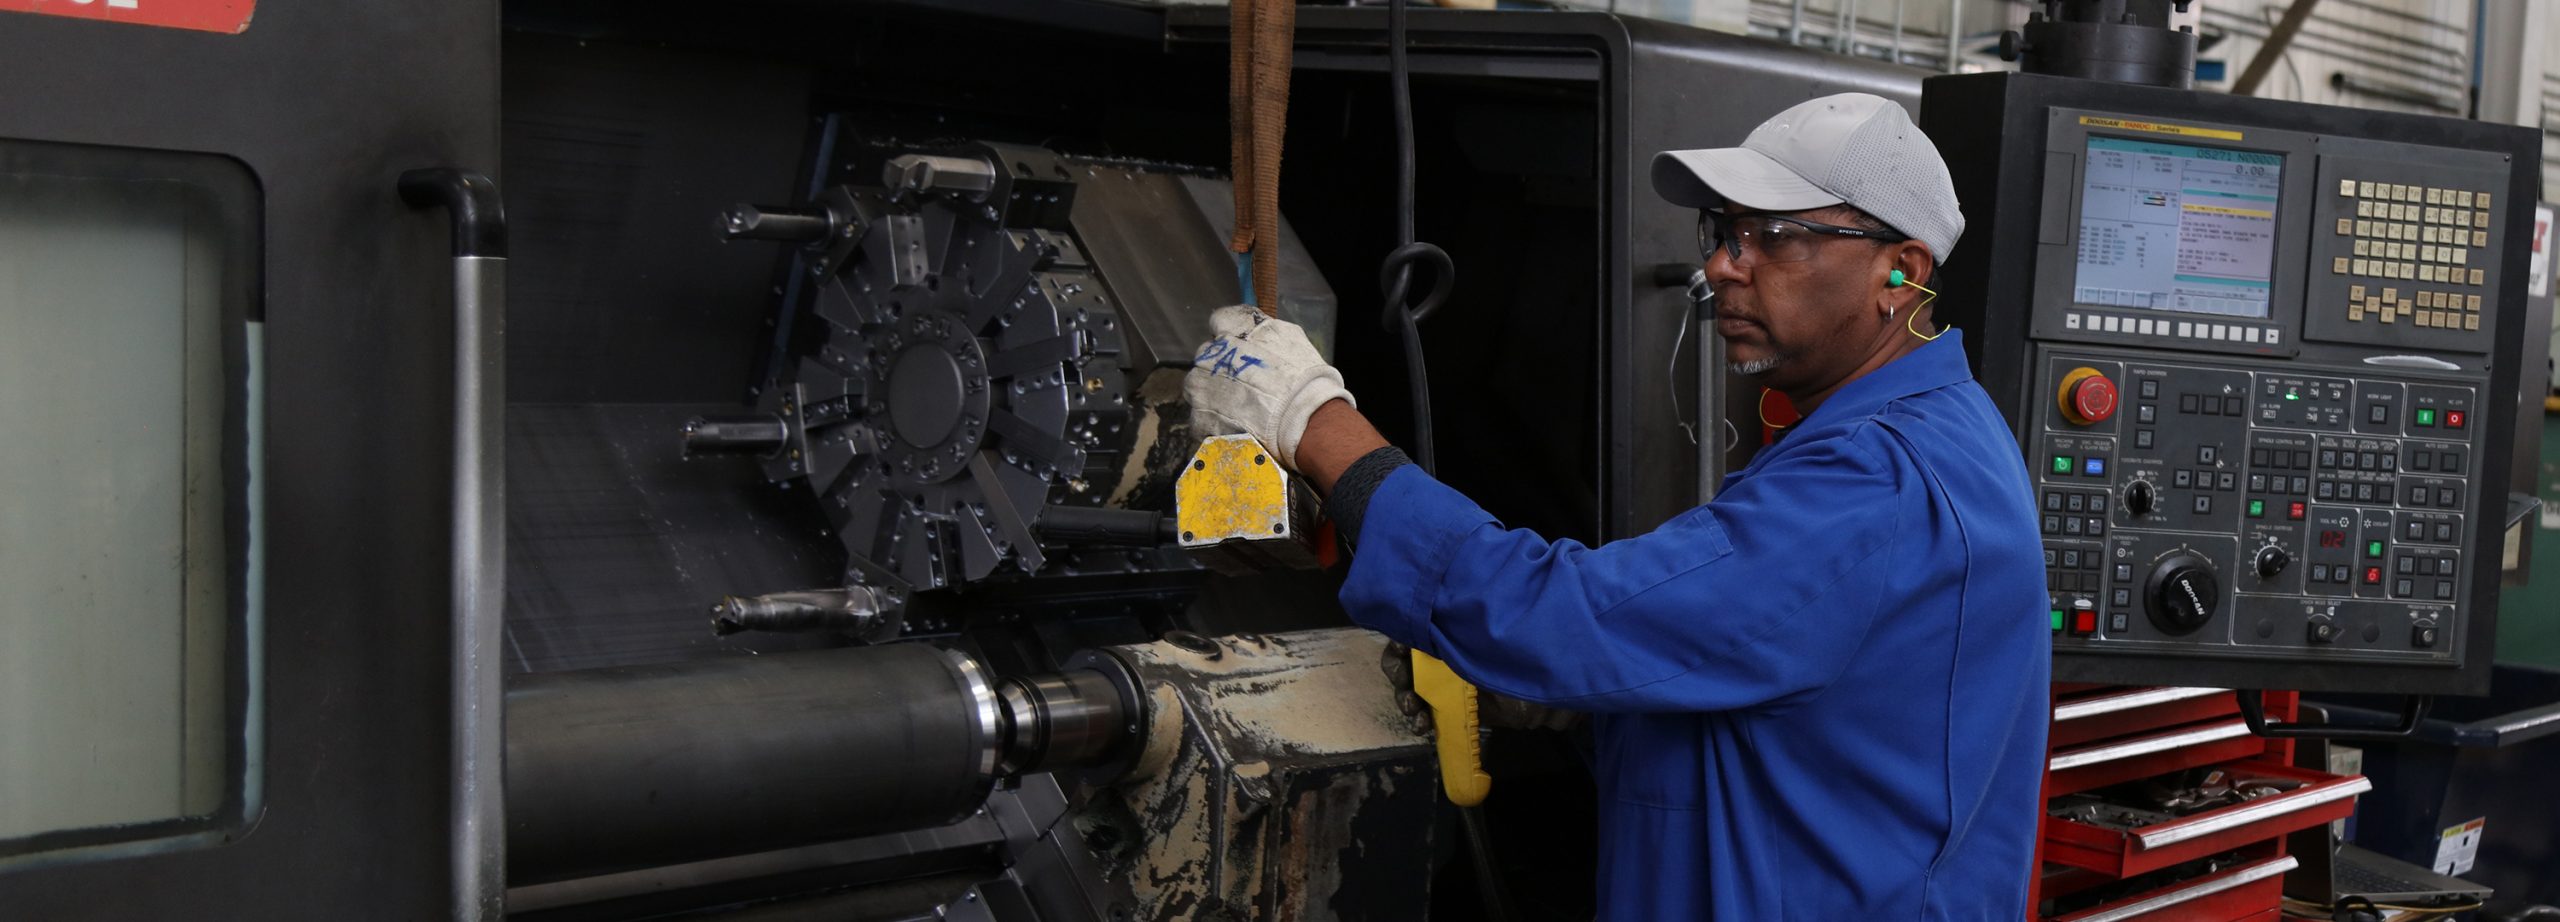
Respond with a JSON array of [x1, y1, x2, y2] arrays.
[[452, 256, 507, 920], [504, 644, 1002, 885], [2232, 0, 2321, 96], [400, 167, 509, 922]]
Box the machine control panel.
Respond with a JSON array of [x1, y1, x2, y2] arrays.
[[1923, 76, 2532, 692], [2037, 354, 2481, 666]]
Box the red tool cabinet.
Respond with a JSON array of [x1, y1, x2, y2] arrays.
[[2029, 686, 2365, 921]]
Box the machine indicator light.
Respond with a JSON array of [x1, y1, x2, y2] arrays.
[[2367, 540, 2385, 558], [2247, 500, 2265, 518], [2051, 609, 2065, 631], [2083, 457, 2107, 477], [2415, 408, 2437, 426], [2052, 455, 2075, 475]]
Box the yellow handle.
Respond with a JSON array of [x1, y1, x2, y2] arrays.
[[1410, 650, 1492, 806]]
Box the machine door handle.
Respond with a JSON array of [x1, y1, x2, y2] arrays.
[[399, 167, 508, 920], [1411, 651, 1492, 806]]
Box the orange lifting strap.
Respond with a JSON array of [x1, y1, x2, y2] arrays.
[[1228, 0, 1294, 316]]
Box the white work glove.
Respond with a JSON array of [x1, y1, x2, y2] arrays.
[[1184, 305, 1353, 470]]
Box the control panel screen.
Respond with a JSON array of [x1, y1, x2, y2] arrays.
[[2073, 137, 2283, 319]]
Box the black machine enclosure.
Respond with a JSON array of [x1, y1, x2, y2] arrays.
[[1923, 72, 2538, 696]]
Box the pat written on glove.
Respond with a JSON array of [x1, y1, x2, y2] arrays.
[[1184, 305, 1353, 470]]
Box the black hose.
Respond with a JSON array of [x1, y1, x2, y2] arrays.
[[1383, 4, 1511, 920]]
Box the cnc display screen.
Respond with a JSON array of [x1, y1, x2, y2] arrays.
[[2072, 136, 2283, 319]]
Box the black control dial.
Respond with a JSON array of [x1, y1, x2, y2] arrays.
[[2307, 614, 2339, 644], [2123, 479, 2158, 517], [2253, 546, 2291, 580], [2145, 555, 2221, 635]]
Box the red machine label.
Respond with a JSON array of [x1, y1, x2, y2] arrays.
[[0, 0, 254, 34]]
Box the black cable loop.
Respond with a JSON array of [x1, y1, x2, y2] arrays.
[[1377, 241, 1454, 331]]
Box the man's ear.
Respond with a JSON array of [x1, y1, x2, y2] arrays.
[[1882, 243, 1932, 314], [1893, 242, 1933, 289]]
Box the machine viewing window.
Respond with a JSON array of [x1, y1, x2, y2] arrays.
[[0, 140, 262, 868], [2073, 135, 2283, 319]]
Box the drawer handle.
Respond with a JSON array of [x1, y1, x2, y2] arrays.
[[2061, 855, 2298, 922], [2049, 720, 2253, 771], [2054, 687, 2226, 722], [2136, 775, 2372, 849]]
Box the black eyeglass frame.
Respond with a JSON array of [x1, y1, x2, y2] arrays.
[[1697, 210, 1910, 266]]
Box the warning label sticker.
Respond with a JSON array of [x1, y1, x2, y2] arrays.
[[2433, 817, 2485, 876]]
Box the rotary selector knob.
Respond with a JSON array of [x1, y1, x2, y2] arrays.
[[2253, 546, 2291, 580], [2057, 366, 2120, 426], [2146, 555, 2221, 635], [2123, 479, 2158, 517], [2308, 614, 2339, 644]]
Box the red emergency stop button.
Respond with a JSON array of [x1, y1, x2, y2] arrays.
[[2057, 367, 2119, 426]]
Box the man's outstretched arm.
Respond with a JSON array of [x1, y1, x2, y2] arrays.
[[1184, 306, 1902, 713]]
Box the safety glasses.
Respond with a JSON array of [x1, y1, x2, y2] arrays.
[[1698, 211, 1908, 268]]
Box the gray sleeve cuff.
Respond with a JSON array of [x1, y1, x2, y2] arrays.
[[1327, 446, 1414, 556]]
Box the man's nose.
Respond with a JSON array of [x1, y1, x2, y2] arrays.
[[1702, 245, 1748, 289]]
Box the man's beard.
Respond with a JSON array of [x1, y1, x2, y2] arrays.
[[1729, 356, 1781, 376]]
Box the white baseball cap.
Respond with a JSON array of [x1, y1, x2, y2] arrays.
[[1652, 93, 1964, 262]]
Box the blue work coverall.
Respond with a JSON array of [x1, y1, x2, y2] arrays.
[[1337, 330, 2049, 920]]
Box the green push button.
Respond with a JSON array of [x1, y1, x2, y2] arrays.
[[2051, 609, 2066, 631], [2247, 500, 2265, 518], [2367, 540, 2385, 558], [2052, 455, 2075, 475], [2416, 408, 2437, 427]]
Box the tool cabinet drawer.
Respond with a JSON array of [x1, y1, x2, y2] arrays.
[[2051, 687, 2238, 749], [2049, 854, 2297, 922], [2046, 718, 2268, 795], [2044, 763, 2366, 877]]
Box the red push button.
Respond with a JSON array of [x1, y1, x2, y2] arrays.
[[2364, 566, 2384, 585], [2057, 367, 2119, 426], [2288, 502, 2306, 521], [2073, 610, 2098, 634], [2446, 410, 2466, 429]]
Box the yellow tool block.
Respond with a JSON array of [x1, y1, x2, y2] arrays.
[[1174, 434, 1319, 574]]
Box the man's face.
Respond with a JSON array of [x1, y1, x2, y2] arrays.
[[1701, 205, 1889, 389]]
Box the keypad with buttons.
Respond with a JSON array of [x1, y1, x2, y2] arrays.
[[2040, 353, 2480, 663], [2317, 165, 2504, 352]]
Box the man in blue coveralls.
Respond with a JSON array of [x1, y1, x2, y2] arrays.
[[1187, 94, 2050, 919]]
